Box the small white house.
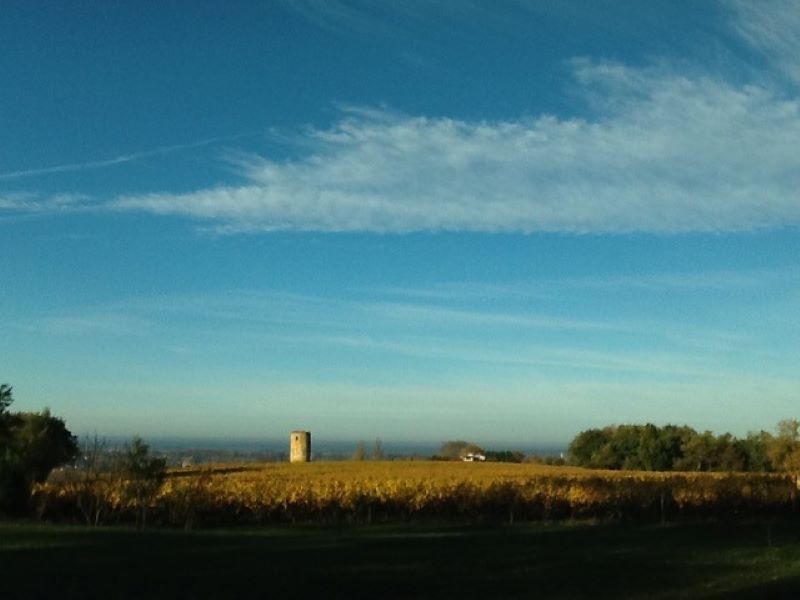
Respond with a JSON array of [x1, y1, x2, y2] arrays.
[[462, 453, 486, 462]]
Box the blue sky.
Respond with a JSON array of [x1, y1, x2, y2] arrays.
[[1, 1, 799, 449]]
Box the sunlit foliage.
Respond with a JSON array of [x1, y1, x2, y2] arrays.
[[34, 461, 798, 528]]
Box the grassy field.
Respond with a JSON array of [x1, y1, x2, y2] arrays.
[[38, 461, 798, 526], [3, 519, 800, 599]]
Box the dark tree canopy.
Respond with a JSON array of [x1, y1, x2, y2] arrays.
[[0, 384, 12, 415], [567, 421, 796, 473], [14, 410, 79, 483], [0, 384, 78, 515], [439, 440, 484, 459], [120, 436, 167, 527], [484, 450, 525, 463]]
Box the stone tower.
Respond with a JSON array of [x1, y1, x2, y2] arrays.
[[290, 430, 311, 463]]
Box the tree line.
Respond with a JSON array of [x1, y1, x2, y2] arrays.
[[567, 421, 800, 473], [435, 440, 526, 463], [0, 384, 78, 514], [0, 384, 166, 522]]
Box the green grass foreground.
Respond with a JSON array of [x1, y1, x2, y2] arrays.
[[3, 520, 800, 599]]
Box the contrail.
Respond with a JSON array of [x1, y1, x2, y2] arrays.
[[0, 132, 262, 181]]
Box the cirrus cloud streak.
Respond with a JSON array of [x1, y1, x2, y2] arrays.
[[113, 60, 800, 233]]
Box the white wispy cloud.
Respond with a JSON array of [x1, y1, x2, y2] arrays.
[[5, 3, 799, 234], [0, 192, 93, 212], [259, 331, 739, 381], [367, 267, 800, 301], [363, 302, 618, 331], [279, 0, 396, 38], [0, 133, 259, 182], [13, 287, 760, 366], [19, 314, 154, 337], [729, 0, 800, 85], [112, 55, 800, 233]]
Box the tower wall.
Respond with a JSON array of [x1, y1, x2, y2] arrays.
[[290, 430, 311, 463]]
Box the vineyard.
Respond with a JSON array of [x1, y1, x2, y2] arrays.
[[34, 461, 799, 528]]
